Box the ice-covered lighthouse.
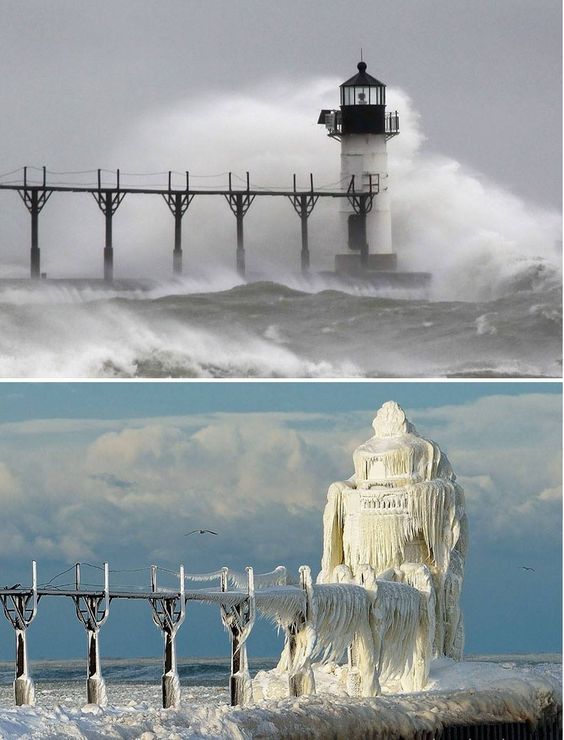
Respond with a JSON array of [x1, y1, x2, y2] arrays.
[[318, 61, 427, 286]]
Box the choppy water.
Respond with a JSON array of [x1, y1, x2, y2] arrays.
[[0, 275, 560, 378]]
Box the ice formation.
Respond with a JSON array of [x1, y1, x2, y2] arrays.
[[251, 401, 467, 700], [319, 401, 467, 662]]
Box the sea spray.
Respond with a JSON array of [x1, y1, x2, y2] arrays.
[[2, 81, 559, 304], [0, 280, 559, 377]]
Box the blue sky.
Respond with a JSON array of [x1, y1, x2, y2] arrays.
[[0, 382, 560, 663]]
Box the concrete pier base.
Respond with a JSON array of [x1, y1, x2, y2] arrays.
[[335, 253, 397, 274], [320, 268, 432, 290], [330, 253, 431, 289]]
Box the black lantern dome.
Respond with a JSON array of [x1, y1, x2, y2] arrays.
[[340, 61, 386, 135], [340, 61, 386, 107]]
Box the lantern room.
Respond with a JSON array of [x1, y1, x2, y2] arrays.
[[340, 61, 386, 107], [340, 61, 387, 135]]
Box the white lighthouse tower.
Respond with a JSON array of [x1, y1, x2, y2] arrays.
[[318, 61, 400, 276]]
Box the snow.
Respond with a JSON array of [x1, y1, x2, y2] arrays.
[[0, 660, 559, 739]]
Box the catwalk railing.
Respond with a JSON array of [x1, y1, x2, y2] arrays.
[[0, 166, 380, 280], [0, 560, 307, 709]]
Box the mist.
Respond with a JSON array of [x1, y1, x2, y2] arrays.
[[0, 77, 560, 304]]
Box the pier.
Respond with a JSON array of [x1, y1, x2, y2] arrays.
[[0, 167, 378, 281], [0, 561, 560, 740]]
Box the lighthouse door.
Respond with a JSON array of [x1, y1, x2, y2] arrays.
[[348, 214, 367, 252]]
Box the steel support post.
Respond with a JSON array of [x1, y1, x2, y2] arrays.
[[163, 184, 194, 277], [18, 179, 52, 280], [86, 628, 106, 705], [346, 641, 362, 696], [149, 564, 185, 709], [300, 195, 310, 273], [0, 561, 38, 706], [225, 174, 254, 278], [173, 202, 183, 275], [104, 198, 113, 283], [160, 602, 180, 709], [287, 565, 316, 697], [30, 191, 40, 279], [73, 562, 110, 706], [220, 567, 255, 706], [288, 179, 318, 275], [14, 628, 34, 706], [236, 196, 245, 277], [92, 176, 125, 283]]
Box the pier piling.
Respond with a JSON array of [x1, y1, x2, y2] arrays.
[[221, 566, 255, 706], [289, 175, 318, 274], [225, 172, 255, 277], [163, 174, 194, 276], [93, 171, 126, 282], [0, 561, 38, 705], [17, 168, 53, 279], [72, 562, 110, 705], [287, 565, 316, 697], [149, 564, 186, 709]]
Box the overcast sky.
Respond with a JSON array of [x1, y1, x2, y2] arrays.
[[0, 0, 560, 277], [0, 0, 561, 207], [0, 382, 560, 662]]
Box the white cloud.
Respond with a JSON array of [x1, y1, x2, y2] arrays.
[[0, 394, 559, 571], [411, 394, 562, 539]]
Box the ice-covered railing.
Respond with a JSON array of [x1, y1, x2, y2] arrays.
[[0, 557, 436, 710]]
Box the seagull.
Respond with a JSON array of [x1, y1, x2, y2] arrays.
[[185, 529, 218, 536], [521, 566, 535, 572]]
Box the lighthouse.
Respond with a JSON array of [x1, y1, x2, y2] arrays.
[[318, 61, 400, 276]]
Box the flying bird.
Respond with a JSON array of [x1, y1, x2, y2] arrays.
[[185, 529, 218, 536], [521, 566, 535, 572]]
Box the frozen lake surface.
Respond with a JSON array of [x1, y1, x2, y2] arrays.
[[0, 654, 560, 738]]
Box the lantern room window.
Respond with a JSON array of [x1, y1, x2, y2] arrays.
[[341, 84, 385, 106]]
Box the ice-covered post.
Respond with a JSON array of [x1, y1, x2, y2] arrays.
[[0, 561, 38, 705], [347, 641, 362, 697], [149, 564, 186, 709], [288, 565, 316, 697], [220, 566, 255, 706], [72, 562, 110, 705]]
